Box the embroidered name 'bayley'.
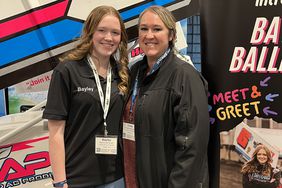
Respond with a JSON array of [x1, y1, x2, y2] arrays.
[[77, 87, 94, 92]]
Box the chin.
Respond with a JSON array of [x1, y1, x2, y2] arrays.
[[145, 51, 159, 58], [101, 51, 114, 57]]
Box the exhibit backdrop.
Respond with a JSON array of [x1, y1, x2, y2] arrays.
[[200, 0, 282, 187], [0, 0, 199, 89]]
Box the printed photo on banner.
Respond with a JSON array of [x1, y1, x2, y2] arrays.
[[219, 118, 282, 187]]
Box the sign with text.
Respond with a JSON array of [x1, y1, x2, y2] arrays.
[[200, 1, 282, 187], [0, 137, 52, 188]]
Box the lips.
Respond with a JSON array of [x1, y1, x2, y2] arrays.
[[258, 158, 267, 163], [101, 42, 114, 48], [145, 42, 157, 45]]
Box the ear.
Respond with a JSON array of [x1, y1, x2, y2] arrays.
[[169, 31, 175, 42]]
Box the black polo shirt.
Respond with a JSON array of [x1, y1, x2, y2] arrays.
[[43, 58, 124, 187]]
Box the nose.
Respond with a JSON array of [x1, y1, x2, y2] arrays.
[[104, 32, 113, 41], [145, 29, 154, 39]]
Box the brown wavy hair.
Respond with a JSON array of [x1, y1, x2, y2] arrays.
[[61, 5, 129, 94], [241, 144, 273, 176], [138, 5, 177, 48]]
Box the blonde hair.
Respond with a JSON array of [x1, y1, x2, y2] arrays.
[[138, 5, 177, 47], [61, 5, 129, 94], [241, 144, 273, 176]]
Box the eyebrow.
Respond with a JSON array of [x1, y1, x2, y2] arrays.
[[97, 26, 121, 31], [139, 24, 163, 27]]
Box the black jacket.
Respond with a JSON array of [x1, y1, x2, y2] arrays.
[[129, 51, 210, 188]]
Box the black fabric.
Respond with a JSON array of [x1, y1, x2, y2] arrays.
[[242, 166, 281, 188], [43, 58, 124, 187], [129, 51, 210, 188]]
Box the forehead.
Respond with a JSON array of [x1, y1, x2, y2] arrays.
[[258, 149, 267, 154], [139, 11, 165, 26], [98, 15, 121, 29]]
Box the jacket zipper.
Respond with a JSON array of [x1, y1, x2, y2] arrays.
[[135, 90, 147, 187]]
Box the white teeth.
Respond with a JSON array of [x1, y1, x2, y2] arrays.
[[102, 43, 113, 47]]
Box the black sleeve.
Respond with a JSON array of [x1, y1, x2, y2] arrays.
[[42, 63, 71, 120], [168, 64, 210, 188], [272, 168, 281, 187], [242, 173, 250, 188]]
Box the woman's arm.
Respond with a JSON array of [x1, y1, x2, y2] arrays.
[[48, 119, 68, 188], [168, 65, 210, 188]]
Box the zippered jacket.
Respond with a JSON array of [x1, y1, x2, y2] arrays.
[[129, 50, 210, 188]]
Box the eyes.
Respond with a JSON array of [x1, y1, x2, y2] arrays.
[[139, 26, 163, 33], [257, 153, 267, 157], [96, 28, 121, 36]]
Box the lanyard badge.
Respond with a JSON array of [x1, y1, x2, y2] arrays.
[[87, 55, 118, 155]]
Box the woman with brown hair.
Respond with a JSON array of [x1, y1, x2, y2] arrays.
[[242, 144, 281, 188], [43, 5, 129, 188]]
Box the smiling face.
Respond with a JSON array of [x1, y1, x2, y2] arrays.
[[91, 15, 121, 60], [257, 148, 268, 164], [138, 11, 173, 63]]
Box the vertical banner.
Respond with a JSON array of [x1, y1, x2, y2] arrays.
[[200, 1, 282, 188]]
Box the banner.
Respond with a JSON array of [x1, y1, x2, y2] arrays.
[[0, 0, 199, 89], [200, 1, 282, 187], [0, 111, 52, 188], [0, 137, 52, 188], [15, 71, 52, 94]]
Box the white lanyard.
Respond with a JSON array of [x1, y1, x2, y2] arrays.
[[87, 55, 112, 136]]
